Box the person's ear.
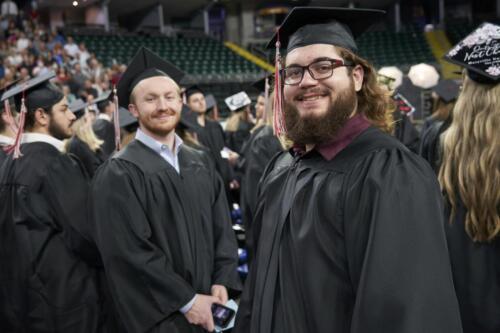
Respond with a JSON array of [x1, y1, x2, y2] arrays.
[[352, 65, 364, 92], [34, 108, 49, 126]]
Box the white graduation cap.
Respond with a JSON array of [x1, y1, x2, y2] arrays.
[[224, 91, 251, 112]]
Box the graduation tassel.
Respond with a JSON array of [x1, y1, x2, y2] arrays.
[[263, 76, 270, 121], [273, 31, 286, 136], [112, 86, 121, 152], [3, 99, 18, 134], [5, 96, 27, 159]]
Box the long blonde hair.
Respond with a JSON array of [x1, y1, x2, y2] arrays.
[[72, 113, 104, 152], [225, 107, 250, 132], [438, 76, 500, 242]]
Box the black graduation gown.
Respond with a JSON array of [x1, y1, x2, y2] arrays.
[[193, 119, 233, 186], [92, 118, 115, 158], [225, 120, 253, 155], [234, 127, 462, 333], [67, 136, 106, 178], [0, 142, 105, 332], [0, 148, 6, 166], [393, 110, 420, 153], [419, 117, 451, 173], [239, 125, 282, 256], [444, 199, 500, 333], [90, 140, 241, 333]]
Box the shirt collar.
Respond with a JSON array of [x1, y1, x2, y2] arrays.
[[135, 128, 183, 156], [98, 113, 111, 122], [22, 132, 66, 152], [292, 113, 371, 161], [0, 134, 13, 146]]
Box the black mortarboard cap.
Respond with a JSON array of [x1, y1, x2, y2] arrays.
[[205, 94, 216, 110], [184, 85, 205, 100], [179, 104, 199, 129], [1, 71, 63, 112], [433, 79, 460, 103], [93, 90, 112, 111], [69, 98, 87, 119], [119, 106, 138, 128], [117, 47, 185, 108], [444, 22, 500, 84], [266, 7, 385, 53], [1, 79, 21, 112], [251, 74, 274, 92]]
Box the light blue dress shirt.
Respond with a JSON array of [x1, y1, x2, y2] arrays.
[[134, 129, 197, 313], [135, 128, 183, 173]]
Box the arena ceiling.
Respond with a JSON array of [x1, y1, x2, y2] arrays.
[[39, 0, 396, 21]]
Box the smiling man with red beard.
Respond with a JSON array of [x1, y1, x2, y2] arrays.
[[91, 47, 241, 333], [234, 7, 462, 333]]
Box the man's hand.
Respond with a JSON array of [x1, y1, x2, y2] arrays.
[[211, 284, 228, 304], [184, 294, 220, 332]]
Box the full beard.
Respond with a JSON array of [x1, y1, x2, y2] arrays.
[[284, 82, 358, 145], [49, 118, 72, 140]]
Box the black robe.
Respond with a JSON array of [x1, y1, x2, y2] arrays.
[[444, 199, 500, 333], [234, 127, 462, 333], [419, 117, 451, 173], [0, 142, 105, 332], [92, 118, 115, 158], [67, 136, 106, 178], [0, 148, 6, 166], [90, 140, 241, 333], [393, 110, 420, 153], [238, 125, 282, 256], [192, 119, 233, 186], [225, 120, 253, 155]]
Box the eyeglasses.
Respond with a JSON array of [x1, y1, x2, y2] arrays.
[[282, 58, 354, 85]]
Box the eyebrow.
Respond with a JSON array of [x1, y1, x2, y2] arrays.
[[286, 57, 339, 67]]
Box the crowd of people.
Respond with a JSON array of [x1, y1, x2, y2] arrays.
[[0, 4, 499, 333]]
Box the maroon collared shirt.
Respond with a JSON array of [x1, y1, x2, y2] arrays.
[[292, 113, 371, 161]]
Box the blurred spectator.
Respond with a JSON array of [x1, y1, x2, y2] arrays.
[[1, 0, 18, 18], [64, 36, 78, 58]]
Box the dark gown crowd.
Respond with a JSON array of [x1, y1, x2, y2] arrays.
[[0, 5, 499, 333]]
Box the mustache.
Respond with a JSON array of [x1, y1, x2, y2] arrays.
[[294, 88, 330, 100]]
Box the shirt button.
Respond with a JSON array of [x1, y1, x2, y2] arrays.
[[161, 145, 167, 151]]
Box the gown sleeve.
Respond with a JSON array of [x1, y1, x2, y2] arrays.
[[43, 154, 101, 266], [343, 148, 463, 333], [90, 160, 196, 333]]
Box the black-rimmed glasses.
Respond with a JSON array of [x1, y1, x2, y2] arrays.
[[282, 58, 354, 85]]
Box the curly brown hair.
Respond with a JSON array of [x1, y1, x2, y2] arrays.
[[337, 47, 394, 133]]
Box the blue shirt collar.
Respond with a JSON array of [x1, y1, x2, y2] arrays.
[[135, 128, 183, 157]]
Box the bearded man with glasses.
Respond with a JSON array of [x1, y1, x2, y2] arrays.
[[234, 7, 462, 333]]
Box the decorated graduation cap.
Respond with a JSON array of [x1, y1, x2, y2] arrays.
[[444, 22, 500, 84], [433, 79, 460, 103], [1, 71, 63, 158], [266, 6, 384, 136], [117, 46, 185, 108], [69, 98, 87, 119], [392, 93, 416, 116], [225, 91, 252, 112]]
